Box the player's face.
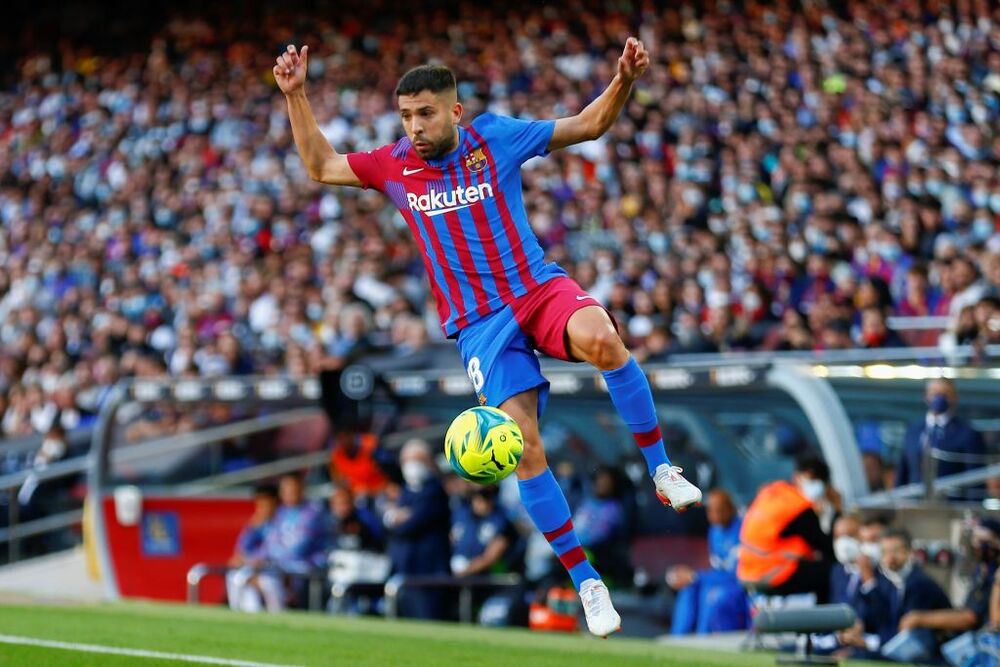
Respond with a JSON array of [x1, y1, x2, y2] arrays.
[[398, 90, 462, 160]]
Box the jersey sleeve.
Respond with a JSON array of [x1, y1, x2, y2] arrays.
[[485, 114, 556, 164], [346, 149, 387, 191]]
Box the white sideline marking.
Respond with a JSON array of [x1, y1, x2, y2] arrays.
[[0, 633, 303, 667]]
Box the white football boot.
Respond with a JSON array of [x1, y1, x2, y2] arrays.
[[579, 578, 621, 638], [653, 464, 703, 512]]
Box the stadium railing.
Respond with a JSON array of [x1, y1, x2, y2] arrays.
[[856, 462, 1000, 510], [0, 427, 93, 563], [186, 562, 328, 611], [382, 573, 523, 624]]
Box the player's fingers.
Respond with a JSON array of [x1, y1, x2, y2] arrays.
[[281, 53, 294, 71], [287, 44, 297, 57], [273, 65, 283, 80], [300, 45, 308, 63], [276, 56, 288, 74]]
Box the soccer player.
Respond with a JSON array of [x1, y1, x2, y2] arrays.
[[274, 37, 701, 637]]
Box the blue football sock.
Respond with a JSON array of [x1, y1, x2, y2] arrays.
[[602, 356, 671, 476], [518, 467, 600, 591]]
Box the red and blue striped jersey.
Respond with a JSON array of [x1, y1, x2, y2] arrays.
[[347, 113, 566, 337]]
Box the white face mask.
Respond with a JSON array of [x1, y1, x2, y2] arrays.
[[834, 536, 861, 565], [401, 461, 430, 487], [859, 542, 881, 563], [799, 478, 826, 502]]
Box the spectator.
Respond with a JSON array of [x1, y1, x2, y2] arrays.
[[895, 378, 987, 498], [817, 516, 879, 658], [909, 519, 1000, 659], [793, 455, 842, 535], [225, 485, 279, 613], [829, 516, 863, 607], [737, 469, 834, 602], [857, 307, 908, 349], [858, 517, 887, 564], [326, 483, 387, 616], [829, 516, 891, 658], [573, 466, 631, 585], [328, 484, 383, 553], [856, 529, 953, 662], [6, 0, 1000, 443], [16, 423, 70, 507], [450, 486, 518, 577], [382, 439, 451, 620], [329, 430, 388, 500], [253, 473, 329, 612], [667, 489, 749, 635]]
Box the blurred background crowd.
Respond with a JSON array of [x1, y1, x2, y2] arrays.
[[1, 0, 1000, 659], [3, 0, 1000, 446]]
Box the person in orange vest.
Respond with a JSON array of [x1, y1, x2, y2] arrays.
[[737, 457, 835, 602], [330, 429, 388, 499]]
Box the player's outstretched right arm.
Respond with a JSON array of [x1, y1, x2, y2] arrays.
[[274, 45, 362, 187]]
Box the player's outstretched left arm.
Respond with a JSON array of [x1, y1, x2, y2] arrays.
[[547, 37, 650, 152], [274, 45, 362, 187]]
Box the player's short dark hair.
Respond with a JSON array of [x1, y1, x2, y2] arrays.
[[395, 65, 456, 97]]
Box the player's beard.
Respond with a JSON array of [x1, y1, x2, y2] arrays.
[[415, 126, 458, 161]]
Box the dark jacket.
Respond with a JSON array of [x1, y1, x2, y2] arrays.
[[895, 415, 986, 491], [386, 478, 451, 576], [858, 565, 952, 646]]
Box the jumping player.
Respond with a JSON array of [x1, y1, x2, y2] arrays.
[[275, 38, 702, 637]]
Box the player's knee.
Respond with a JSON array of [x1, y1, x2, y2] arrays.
[[517, 432, 546, 477], [586, 327, 628, 370]]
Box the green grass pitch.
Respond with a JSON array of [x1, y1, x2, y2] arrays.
[[0, 601, 895, 666]]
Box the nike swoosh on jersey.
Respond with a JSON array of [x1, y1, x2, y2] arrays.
[[402, 167, 424, 175], [422, 203, 473, 217], [575, 295, 597, 301]]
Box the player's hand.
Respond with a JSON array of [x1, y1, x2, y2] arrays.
[[274, 44, 309, 95], [617, 37, 649, 84]]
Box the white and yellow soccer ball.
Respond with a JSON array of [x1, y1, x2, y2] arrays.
[[444, 406, 524, 485]]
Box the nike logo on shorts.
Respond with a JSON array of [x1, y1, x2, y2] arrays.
[[402, 167, 424, 175]]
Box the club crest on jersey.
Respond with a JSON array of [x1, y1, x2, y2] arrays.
[[464, 148, 487, 172]]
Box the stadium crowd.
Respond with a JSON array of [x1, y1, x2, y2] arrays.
[[2, 0, 1000, 443]]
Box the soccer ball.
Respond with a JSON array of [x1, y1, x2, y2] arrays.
[[444, 406, 524, 485]]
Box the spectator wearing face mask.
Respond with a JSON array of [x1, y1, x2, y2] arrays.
[[895, 378, 986, 498], [817, 516, 885, 658], [855, 529, 952, 662], [382, 439, 451, 620], [737, 463, 835, 602], [793, 456, 842, 535], [829, 516, 888, 657], [830, 516, 864, 606]]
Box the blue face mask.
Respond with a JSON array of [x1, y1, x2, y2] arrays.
[[928, 394, 950, 415]]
